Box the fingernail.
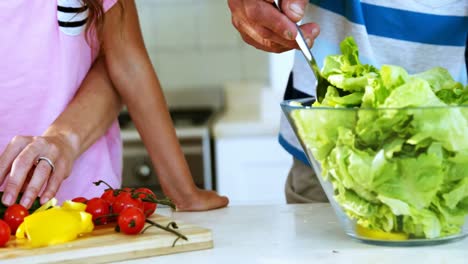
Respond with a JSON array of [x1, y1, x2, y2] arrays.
[[2, 193, 13, 206], [312, 27, 320, 38], [285, 30, 294, 40], [289, 3, 304, 19], [305, 38, 312, 47], [40, 196, 50, 204], [21, 197, 31, 208]]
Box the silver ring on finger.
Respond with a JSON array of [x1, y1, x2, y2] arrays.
[[36, 156, 55, 173]]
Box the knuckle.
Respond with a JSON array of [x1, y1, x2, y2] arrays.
[[240, 34, 257, 48], [227, 0, 238, 12], [273, 16, 292, 35], [231, 16, 240, 30], [26, 143, 40, 155], [25, 185, 41, 196], [36, 163, 52, 175], [33, 136, 47, 147], [41, 190, 55, 197], [42, 190, 56, 199], [12, 157, 30, 170], [257, 28, 274, 39], [5, 181, 20, 192], [11, 135, 27, 145], [48, 144, 59, 156], [244, 2, 262, 21], [261, 38, 274, 49]]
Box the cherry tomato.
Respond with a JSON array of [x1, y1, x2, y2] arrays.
[[100, 189, 118, 205], [134, 188, 157, 217], [112, 192, 144, 215], [85, 198, 110, 225], [118, 207, 145, 235], [3, 204, 29, 234], [72, 197, 88, 204], [121, 187, 133, 193], [0, 220, 10, 247]]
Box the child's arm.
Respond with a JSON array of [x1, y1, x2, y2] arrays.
[[101, 1, 228, 211], [0, 58, 122, 208]]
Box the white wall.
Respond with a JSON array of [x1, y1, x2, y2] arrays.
[[136, 0, 269, 90]]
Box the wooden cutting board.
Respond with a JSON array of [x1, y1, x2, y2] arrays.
[[0, 214, 213, 263]]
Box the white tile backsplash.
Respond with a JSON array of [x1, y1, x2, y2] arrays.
[[139, 4, 199, 50], [135, 0, 269, 90], [197, 0, 241, 48], [199, 48, 243, 85]]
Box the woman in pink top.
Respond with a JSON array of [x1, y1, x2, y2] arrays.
[[0, 0, 228, 211]]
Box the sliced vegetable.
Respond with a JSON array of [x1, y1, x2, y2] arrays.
[[16, 200, 93, 247]]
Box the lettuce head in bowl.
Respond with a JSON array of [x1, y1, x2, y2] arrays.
[[281, 37, 468, 245]]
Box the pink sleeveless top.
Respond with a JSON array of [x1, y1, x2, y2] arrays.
[[0, 0, 121, 202]]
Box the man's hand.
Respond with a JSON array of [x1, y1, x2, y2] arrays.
[[228, 0, 320, 53]]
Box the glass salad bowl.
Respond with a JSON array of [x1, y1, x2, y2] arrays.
[[281, 97, 468, 246]]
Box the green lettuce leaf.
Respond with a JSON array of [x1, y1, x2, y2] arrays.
[[289, 36, 468, 239]]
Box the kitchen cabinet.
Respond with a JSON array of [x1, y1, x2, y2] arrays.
[[212, 82, 292, 205], [215, 135, 292, 205]]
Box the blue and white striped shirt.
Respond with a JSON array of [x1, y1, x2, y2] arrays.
[[279, 0, 468, 165]]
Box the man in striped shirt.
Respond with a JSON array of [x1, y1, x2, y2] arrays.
[[229, 0, 468, 203]]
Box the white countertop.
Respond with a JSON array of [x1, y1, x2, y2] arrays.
[[117, 204, 468, 264]]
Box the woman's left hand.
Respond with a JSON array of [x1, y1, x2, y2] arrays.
[[0, 133, 77, 208]]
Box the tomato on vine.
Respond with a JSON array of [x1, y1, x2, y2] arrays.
[[121, 187, 133, 193], [3, 204, 29, 234], [100, 189, 118, 205], [0, 220, 10, 247], [85, 198, 111, 225], [112, 192, 144, 215], [134, 187, 157, 217], [71, 197, 88, 204], [118, 207, 145, 235]]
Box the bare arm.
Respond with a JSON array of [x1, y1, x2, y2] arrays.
[[0, 57, 121, 207], [102, 1, 228, 211], [44, 57, 121, 159]]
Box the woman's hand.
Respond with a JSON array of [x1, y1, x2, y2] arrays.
[[0, 57, 121, 209], [175, 188, 229, 212], [228, 0, 320, 53], [0, 133, 77, 208]]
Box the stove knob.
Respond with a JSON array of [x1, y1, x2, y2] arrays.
[[135, 163, 151, 180]]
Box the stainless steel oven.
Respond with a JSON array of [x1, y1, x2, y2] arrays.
[[118, 88, 223, 197]]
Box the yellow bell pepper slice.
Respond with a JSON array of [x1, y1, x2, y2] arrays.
[[33, 198, 57, 213], [16, 199, 94, 247], [356, 224, 409, 241], [62, 200, 87, 211]]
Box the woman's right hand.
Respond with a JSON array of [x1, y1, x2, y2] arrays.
[[228, 0, 320, 53], [0, 133, 77, 209]]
